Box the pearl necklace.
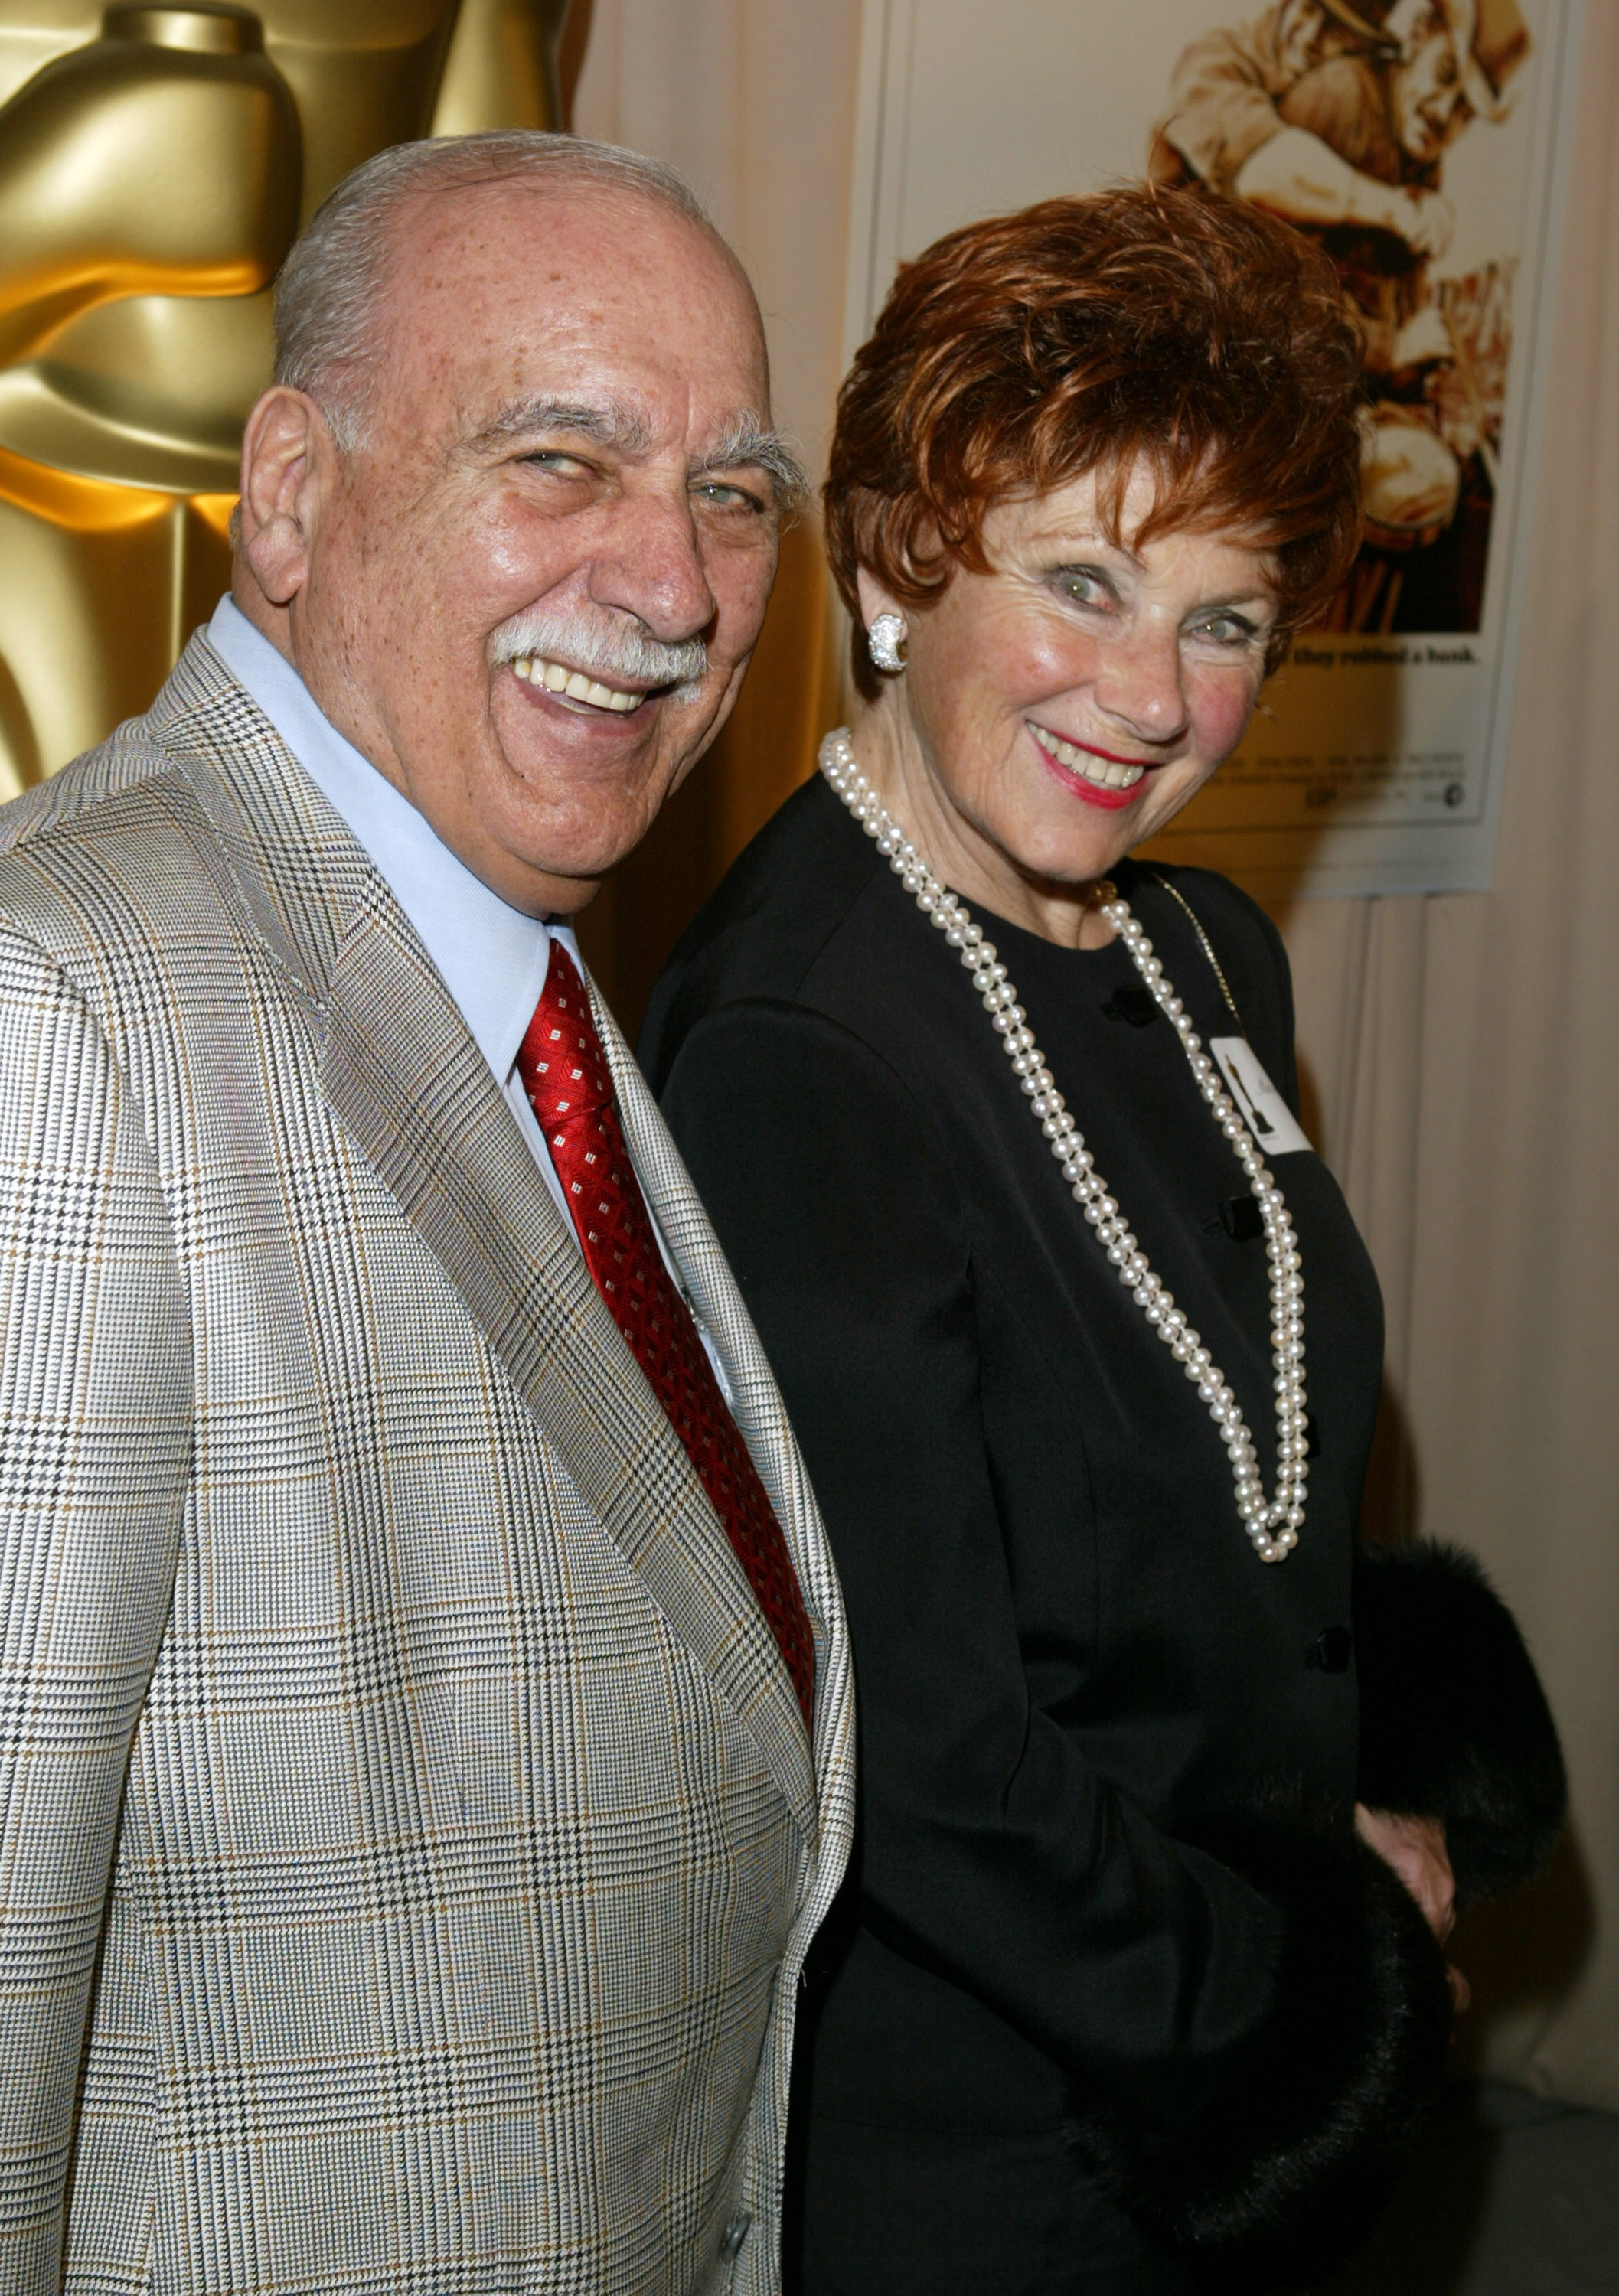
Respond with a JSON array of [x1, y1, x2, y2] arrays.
[[821, 730, 1307, 1564]]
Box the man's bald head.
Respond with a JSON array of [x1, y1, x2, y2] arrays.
[[272, 130, 798, 503]]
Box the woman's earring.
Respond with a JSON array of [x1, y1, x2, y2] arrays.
[[867, 612, 909, 673]]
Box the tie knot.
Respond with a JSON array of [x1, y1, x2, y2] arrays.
[[517, 941, 616, 1126]]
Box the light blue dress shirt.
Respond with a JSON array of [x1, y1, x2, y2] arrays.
[[204, 598, 713, 1368]]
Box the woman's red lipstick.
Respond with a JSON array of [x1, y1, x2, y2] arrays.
[[1027, 722, 1157, 811]]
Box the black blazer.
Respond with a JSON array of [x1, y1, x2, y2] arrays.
[[641, 774, 1562, 2291]]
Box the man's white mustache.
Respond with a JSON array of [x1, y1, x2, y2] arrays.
[[489, 604, 707, 693]]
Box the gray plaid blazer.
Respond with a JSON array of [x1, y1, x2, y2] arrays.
[[0, 637, 854, 2296]]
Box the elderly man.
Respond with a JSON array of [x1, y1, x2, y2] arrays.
[[0, 132, 853, 2296]]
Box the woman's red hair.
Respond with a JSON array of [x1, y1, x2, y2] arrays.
[[824, 184, 1366, 695]]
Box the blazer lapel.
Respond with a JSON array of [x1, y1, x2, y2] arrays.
[[599, 998, 851, 1803], [156, 639, 815, 1837], [324, 895, 821, 1852]]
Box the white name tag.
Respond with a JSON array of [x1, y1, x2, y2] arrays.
[[1210, 1039, 1313, 1156]]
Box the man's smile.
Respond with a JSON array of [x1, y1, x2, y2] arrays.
[[510, 652, 651, 714]]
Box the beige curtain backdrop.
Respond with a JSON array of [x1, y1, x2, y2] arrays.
[[569, 0, 1619, 2109], [1279, 1, 1619, 2106]]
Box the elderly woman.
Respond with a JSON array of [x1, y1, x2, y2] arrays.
[[640, 188, 1562, 2295]]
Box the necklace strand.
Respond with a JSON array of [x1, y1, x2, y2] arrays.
[[821, 730, 1307, 1564]]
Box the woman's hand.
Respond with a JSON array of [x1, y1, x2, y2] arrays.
[[1355, 1802, 1470, 2011]]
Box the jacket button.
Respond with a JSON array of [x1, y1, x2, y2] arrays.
[[720, 2210, 751, 2261], [1308, 1625, 1353, 1673], [1219, 1192, 1263, 1241], [1102, 986, 1160, 1026]]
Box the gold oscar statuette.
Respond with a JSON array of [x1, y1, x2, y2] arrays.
[[0, 0, 571, 794]]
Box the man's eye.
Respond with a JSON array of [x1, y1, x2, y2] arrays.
[[522, 450, 591, 477], [693, 480, 767, 512]]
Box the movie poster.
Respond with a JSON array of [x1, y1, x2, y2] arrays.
[[842, 0, 1577, 896]]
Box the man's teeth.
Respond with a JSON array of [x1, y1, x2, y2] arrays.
[[1030, 723, 1145, 791], [511, 655, 642, 713]]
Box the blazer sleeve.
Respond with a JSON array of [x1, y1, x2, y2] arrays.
[[0, 932, 192, 2293], [660, 995, 1449, 2288]]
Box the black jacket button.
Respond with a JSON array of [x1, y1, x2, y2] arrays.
[[1308, 1625, 1353, 1673], [1219, 1194, 1263, 1241], [1102, 987, 1160, 1026]]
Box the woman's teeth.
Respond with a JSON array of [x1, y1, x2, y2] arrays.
[[511, 655, 642, 713], [1030, 722, 1145, 790]]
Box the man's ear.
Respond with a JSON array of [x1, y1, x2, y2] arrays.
[[236, 386, 335, 611]]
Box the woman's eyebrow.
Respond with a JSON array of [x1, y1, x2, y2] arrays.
[[1033, 527, 1139, 564]]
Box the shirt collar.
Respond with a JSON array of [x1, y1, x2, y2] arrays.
[[206, 595, 572, 1081]]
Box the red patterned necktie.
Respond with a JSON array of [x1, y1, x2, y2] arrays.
[[517, 941, 815, 1728]]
